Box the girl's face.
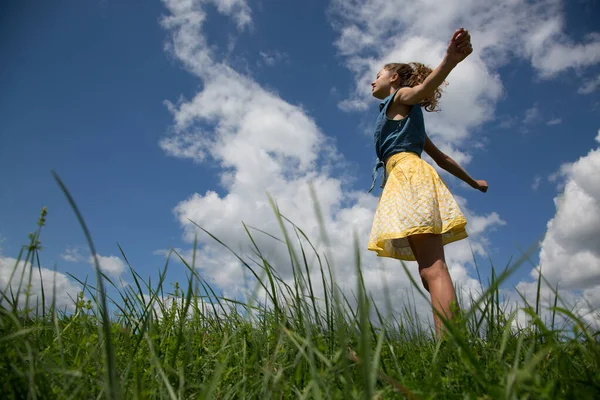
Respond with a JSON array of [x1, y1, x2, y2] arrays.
[[371, 68, 395, 100]]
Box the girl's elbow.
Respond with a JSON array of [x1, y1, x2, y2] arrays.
[[437, 157, 451, 169]]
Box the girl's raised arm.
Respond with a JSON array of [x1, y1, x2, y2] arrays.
[[393, 28, 473, 106]]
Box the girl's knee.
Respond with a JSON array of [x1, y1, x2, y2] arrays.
[[419, 260, 448, 284]]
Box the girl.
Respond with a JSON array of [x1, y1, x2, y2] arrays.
[[367, 28, 488, 336]]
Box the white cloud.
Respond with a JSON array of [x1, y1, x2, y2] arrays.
[[538, 137, 600, 289], [259, 50, 289, 67], [90, 254, 126, 279], [520, 104, 561, 131], [508, 278, 600, 331], [158, 0, 505, 328], [532, 175, 542, 191], [547, 118, 562, 126], [498, 116, 518, 130], [205, 0, 252, 29], [578, 74, 600, 94], [513, 129, 600, 329], [533, 33, 600, 78], [0, 254, 82, 312], [160, 0, 252, 78], [153, 248, 184, 258], [62, 247, 126, 279], [61, 246, 86, 263], [524, 104, 541, 125]]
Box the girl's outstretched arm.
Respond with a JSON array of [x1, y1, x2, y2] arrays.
[[424, 135, 488, 193], [393, 28, 473, 106]]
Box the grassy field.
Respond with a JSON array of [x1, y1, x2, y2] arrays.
[[1, 179, 599, 399]]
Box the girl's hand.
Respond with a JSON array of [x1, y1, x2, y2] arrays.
[[445, 28, 473, 65], [474, 179, 488, 193]]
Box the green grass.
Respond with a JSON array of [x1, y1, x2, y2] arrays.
[[1, 178, 599, 399]]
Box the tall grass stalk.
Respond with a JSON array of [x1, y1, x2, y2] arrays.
[[0, 179, 599, 399]]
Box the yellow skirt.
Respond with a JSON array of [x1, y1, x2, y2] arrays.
[[368, 152, 468, 261]]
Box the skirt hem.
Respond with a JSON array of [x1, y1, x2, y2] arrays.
[[367, 217, 468, 261]]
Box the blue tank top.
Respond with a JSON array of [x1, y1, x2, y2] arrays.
[[369, 88, 426, 192]]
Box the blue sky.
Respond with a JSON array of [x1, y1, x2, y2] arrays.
[[1, 0, 599, 324]]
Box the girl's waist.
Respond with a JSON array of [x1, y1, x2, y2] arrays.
[[384, 151, 421, 170]]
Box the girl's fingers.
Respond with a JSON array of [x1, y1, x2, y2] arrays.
[[451, 28, 465, 41], [455, 34, 470, 46], [459, 42, 472, 50], [454, 29, 469, 40], [458, 44, 472, 55], [457, 37, 472, 50]]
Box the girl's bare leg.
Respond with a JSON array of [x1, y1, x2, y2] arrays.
[[408, 233, 457, 336]]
